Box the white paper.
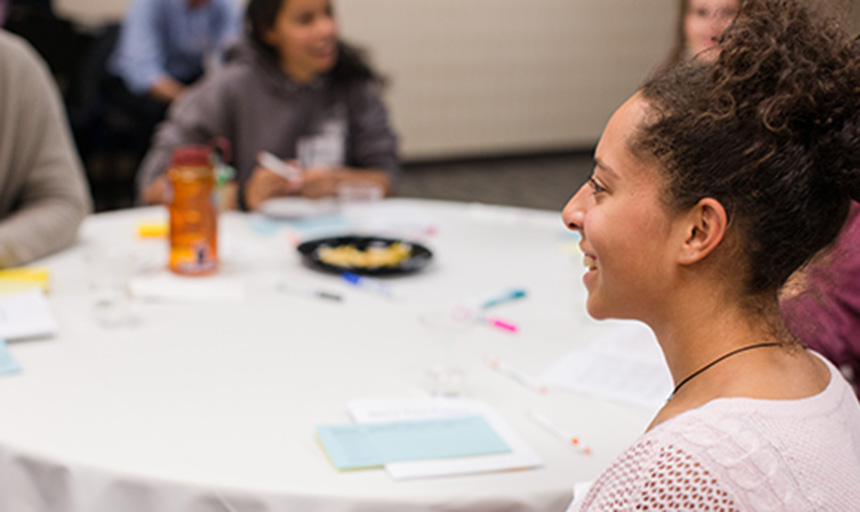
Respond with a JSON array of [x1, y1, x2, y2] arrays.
[[258, 197, 339, 220], [356, 203, 438, 237], [0, 288, 58, 340], [348, 397, 542, 481], [541, 322, 672, 409], [129, 272, 246, 303]]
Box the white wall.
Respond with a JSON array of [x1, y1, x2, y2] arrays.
[[337, 1, 675, 159], [55, 0, 676, 160]]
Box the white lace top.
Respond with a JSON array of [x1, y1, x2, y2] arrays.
[[569, 354, 860, 511]]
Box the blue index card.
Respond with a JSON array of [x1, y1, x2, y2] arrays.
[[317, 415, 511, 470], [0, 338, 21, 376]]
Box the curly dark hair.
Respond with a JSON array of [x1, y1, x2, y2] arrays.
[[244, 0, 380, 85], [634, 0, 860, 296]]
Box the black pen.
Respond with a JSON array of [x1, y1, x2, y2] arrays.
[[277, 281, 343, 302]]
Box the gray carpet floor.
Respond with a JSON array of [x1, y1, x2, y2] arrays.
[[396, 152, 594, 212]]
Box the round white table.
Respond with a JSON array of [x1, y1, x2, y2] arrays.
[[0, 199, 655, 512]]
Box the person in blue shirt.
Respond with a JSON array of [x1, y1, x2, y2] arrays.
[[101, 0, 239, 190], [109, 0, 239, 105]]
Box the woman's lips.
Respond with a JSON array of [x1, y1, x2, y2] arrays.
[[583, 253, 597, 271]]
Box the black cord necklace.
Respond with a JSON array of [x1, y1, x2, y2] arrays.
[[668, 342, 781, 400]]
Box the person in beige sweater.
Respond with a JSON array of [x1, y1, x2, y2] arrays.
[[0, 29, 90, 267]]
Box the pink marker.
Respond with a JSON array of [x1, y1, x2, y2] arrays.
[[486, 317, 518, 332]]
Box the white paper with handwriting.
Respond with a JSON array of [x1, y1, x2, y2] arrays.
[[541, 322, 672, 409]]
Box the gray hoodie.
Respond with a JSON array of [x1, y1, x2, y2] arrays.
[[136, 38, 399, 202]]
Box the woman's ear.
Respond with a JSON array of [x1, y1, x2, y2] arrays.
[[677, 197, 727, 265]]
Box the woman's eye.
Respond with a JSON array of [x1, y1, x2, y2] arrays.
[[589, 178, 605, 195]]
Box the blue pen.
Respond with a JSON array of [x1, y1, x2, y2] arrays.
[[341, 272, 396, 300], [480, 288, 527, 309]]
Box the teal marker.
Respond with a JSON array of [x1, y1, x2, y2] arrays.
[[480, 288, 527, 309]]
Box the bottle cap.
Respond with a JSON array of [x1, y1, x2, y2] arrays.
[[171, 145, 212, 167]]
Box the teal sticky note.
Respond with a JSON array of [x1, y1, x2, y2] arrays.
[[317, 415, 510, 470], [0, 338, 21, 376]]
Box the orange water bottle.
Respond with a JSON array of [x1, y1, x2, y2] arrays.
[[167, 145, 218, 275]]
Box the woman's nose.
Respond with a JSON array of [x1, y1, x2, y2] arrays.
[[711, 13, 733, 32], [562, 184, 589, 232], [318, 15, 338, 38]]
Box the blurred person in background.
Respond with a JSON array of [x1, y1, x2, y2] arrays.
[[0, 30, 90, 266], [110, 0, 239, 105], [775, 0, 860, 398], [780, 204, 860, 396], [665, 0, 860, 397], [663, 0, 739, 69], [107, 0, 240, 166], [137, 0, 398, 211]]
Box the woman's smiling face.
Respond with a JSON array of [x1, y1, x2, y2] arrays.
[[562, 94, 681, 321], [265, 0, 339, 83]]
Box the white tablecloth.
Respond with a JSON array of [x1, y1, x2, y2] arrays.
[[0, 199, 655, 511]]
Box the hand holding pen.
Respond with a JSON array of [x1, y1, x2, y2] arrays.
[[258, 151, 302, 182], [244, 152, 303, 210]]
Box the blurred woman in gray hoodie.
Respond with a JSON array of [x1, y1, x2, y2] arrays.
[[137, 0, 398, 211]]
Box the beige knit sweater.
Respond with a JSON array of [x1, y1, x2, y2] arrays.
[[0, 30, 91, 267]]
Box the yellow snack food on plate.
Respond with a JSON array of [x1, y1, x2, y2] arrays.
[[317, 242, 412, 268]]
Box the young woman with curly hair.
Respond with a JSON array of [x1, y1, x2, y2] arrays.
[[564, 0, 860, 509]]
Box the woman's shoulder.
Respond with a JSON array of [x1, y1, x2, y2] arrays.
[[576, 432, 744, 511], [578, 416, 819, 511], [575, 360, 860, 511], [331, 78, 386, 115], [657, 351, 859, 429], [213, 41, 283, 92], [621, 363, 860, 508], [174, 56, 269, 112]]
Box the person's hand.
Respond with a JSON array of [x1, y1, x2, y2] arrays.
[[300, 168, 346, 199], [147, 75, 187, 104], [300, 169, 390, 199], [244, 166, 301, 211], [142, 176, 169, 205], [216, 181, 239, 211]]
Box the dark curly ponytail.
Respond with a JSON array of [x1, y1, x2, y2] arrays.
[[635, 0, 860, 296]]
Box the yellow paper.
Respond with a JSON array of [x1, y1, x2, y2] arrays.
[[137, 221, 168, 238], [0, 267, 50, 294]]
